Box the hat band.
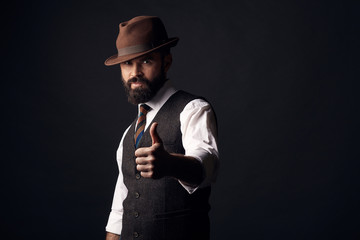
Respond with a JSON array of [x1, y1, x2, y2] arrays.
[[117, 43, 155, 57]]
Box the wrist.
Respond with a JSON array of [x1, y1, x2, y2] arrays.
[[105, 232, 120, 240], [168, 153, 204, 186]]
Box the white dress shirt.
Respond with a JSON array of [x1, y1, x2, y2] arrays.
[[106, 81, 219, 235]]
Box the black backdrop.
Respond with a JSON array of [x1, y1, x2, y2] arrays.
[[2, 0, 359, 239]]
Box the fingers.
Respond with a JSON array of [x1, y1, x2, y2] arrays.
[[135, 155, 155, 169], [136, 157, 156, 178], [135, 155, 154, 165], [150, 122, 163, 145], [137, 165, 158, 179], [134, 146, 156, 179], [135, 145, 160, 157], [134, 123, 164, 179], [136, 162, 153, 172], [135, 147, 148, 157], [139, 171, 154, 178]]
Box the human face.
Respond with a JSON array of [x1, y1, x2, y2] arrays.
[[120, 51, 172, 104]]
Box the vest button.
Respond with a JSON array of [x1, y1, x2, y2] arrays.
[[134, 211, 139, 218], [135, 173, 141, 180], [133, 232, 139, 238], [135, 192, 140, 199]]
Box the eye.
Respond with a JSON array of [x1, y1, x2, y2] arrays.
[[121, 60, 132, 66], [143, 59, 151, 64]]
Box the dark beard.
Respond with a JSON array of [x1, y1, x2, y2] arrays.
[[122, 71, 166, 105]]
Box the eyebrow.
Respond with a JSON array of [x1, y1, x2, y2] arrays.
[[124, 52, 156, 64], [138, 54, 154, 61]]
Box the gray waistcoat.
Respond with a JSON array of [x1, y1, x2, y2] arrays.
[[121, 91, 211, 240]]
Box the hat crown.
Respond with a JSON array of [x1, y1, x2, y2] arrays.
[[116, 16, 169, 51], [104, 16, 178, 66]]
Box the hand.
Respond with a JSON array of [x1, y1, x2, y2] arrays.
[[135, 122, 170, 179]]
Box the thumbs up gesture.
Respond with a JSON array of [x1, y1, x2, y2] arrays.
[[149, 122, 163, 145], [135, 122, 170, 179]]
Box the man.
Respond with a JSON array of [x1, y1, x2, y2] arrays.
[[104, 16, 219, 240]]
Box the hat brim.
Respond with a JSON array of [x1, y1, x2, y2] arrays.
[[104, 37, 179, 66]]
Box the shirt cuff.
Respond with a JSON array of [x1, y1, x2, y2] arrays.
[[105, 210, 123, 235], [178, 150, 218, 194], [178, 180, 200, 194]]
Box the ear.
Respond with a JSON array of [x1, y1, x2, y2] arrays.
[[163, 54, 172, 73]]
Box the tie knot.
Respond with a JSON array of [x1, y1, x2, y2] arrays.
[[139, 104, 151, 115]]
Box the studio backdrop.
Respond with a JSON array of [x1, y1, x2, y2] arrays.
[[2, 0, 358, 239]]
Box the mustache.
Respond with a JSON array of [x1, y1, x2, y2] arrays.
[[127, 77, 150, 84]]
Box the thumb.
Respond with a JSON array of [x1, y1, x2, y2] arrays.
[[150, 122, 163, 145]]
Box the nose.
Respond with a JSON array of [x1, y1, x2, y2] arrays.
[[130, 63, 143, 78]]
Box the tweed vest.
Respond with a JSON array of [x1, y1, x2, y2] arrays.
[[121, 90, 211, 240]]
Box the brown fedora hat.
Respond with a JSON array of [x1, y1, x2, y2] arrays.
[[104, 16, 179, 66]]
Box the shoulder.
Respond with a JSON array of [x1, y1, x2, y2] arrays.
[[164, 90, 215, 117], [161, 90, 201, 111], [178, 92, 217, 125], [170, 90, 198, 102], [171, 90, 210, 105], [183, 98, 211, 111]]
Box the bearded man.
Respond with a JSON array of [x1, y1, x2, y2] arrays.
[[104, 16, 219, 240]]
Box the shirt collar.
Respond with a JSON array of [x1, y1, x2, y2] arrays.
[[138, 80, 177, 113]]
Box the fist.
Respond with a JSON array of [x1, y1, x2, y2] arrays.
[[135, 122, 169, 179]]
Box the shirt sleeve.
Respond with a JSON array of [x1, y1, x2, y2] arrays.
[[179, 99, 219, 194], [105, 126, 131, 235]]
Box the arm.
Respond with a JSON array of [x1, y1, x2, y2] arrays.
[[105, 126, 131, 238], [135, 123, 204, 186], [135, 100, 219, 188], [178, 99, 219, 191]]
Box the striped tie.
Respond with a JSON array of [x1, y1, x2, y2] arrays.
[[134, 104, 151, 148]]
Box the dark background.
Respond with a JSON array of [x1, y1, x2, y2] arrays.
[[2, 0, 359, 239]]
